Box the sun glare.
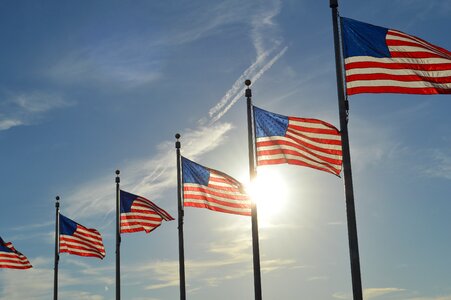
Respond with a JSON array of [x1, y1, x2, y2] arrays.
[[247, 167, 288, 226]]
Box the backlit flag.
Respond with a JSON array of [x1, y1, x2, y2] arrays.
[[341, 17, 451, 95], [182, 156, 251, 216], [254, 106, 343, 176], [0, 237, 32, 269], [120, 190, 174, 234], [59, 214, 105, 259]]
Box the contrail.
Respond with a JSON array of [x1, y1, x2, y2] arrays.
[[209, 46, 288, 124]]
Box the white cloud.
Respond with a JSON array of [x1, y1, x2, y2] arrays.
[[422, 148, 451, 180], [364, 287, 405, 299], [0, 91, 73, 131]]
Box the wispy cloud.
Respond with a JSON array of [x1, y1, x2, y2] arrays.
[[63, 0, 287, 220], [421, 148, 451, 180], [364, 287, 406, 299], [0, 91, 73, 131]]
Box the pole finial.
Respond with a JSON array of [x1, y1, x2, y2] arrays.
[[175, 133, 181, 149], [115, 170, 120, 175], [56, 196, 60, 201], [330, 0, 338, 8], [245, 80, 252, 98], [245, 79, 251, 87], [115, 170, 120, 184]]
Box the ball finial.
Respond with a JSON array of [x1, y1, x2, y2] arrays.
[[56, 196, 60, 201], [175, 133, 181, 139], [245, 79, 251, 86], [115, 170, 120, 175]]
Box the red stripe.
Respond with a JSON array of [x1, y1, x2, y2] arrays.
[[258, 158, 340, 176], [387, 30, 451, 56], [390, 51, 446, 59], [257, 147, 342, 166], [183, 192, 251, 209], [347, 86, 451, 95], [346, 61, 451, 72], [347, 73, 451, 84], [121, 214, 162, 222], [258, 136, 342, 156], [183, 185, 248, 201], [0, 264, 32, 269], [60, 248, 104, 259], [184, 202, 251, 216]]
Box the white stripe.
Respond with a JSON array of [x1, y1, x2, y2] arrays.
[[60, 245, 103, 256], [184, 198, 251, 213], [347, 79, 451, 89], [387, 30, 449, 56], [257, 135, 342, 151], [188, 182, 247, 199], [345, 56, 450, 65], [346, 67, 451, 77]]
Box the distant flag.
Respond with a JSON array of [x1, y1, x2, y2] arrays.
[[182, 156, 251, 216], [59, 214, 105, 259], [120, 190, 174, 234], [254, 106, 343, 176], [0, 237, 32, 269], [341, 17, 451, 95]]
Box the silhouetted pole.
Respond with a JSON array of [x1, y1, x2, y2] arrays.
[[329, 1, 363, 299], [115, 170, 121, 300], [53, 196, 60, 300], [175, 133, 186, 300], [245, 80, 263, 300]]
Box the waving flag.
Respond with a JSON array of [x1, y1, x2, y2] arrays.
[[341, 17, 451, 95], [254, 106, 342, 176], [120, 190, 174, 234], [182, 157, 251, 216], [59, 214, 105, 259], [0, 237, 32, 269]]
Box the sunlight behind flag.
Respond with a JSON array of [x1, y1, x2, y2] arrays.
[[246, 168, 288, 226]]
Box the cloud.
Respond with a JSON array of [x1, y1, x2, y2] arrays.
[[0, 91, 73, 131], [421, 148, 451, 180], [364, 287, 406, 299], [63, 121, 232, 220]]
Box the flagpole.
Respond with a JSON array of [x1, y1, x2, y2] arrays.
[[329, 1, 363, 300], [53, 195, 60, 300], [245, 80, 263, 300], [175, 133, 186, 300], [115, 170, 121, 300]]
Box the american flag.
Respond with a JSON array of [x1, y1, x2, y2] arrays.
[[120, 190, 174, 234], [0, 237, 32, 269], [59, 214, 105, 259], [182, 156, 251, 216], [254, 106, 343, 176], [341, 17, 451, 95]]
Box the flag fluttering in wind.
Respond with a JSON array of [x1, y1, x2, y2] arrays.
[[182, 156, 251, 216], [253, 106, 343, 176], [120, 190, 174, 234], [59, 214, 106, 259], [341, 17, 451, 95], [0, 237, 32, 269]]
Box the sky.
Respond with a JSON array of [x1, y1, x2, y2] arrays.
[[0, 0, 450, 299]]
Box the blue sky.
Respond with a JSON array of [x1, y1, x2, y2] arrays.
[[1, 0, 450, 299]]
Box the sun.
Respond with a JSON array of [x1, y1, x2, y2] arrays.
[[246, 167, 288, 226]]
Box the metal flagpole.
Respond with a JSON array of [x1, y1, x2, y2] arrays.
[[329, 1, 363, 299], [175, 133, 186, 300], [53, 195, 60, 300], [115, 170, 121, 300], [245, 80, 263, 300]]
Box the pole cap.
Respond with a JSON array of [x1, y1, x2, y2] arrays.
[[175, 133, 181, 140], [245, 79, 251, 86], [330, 0, 338, 8]]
